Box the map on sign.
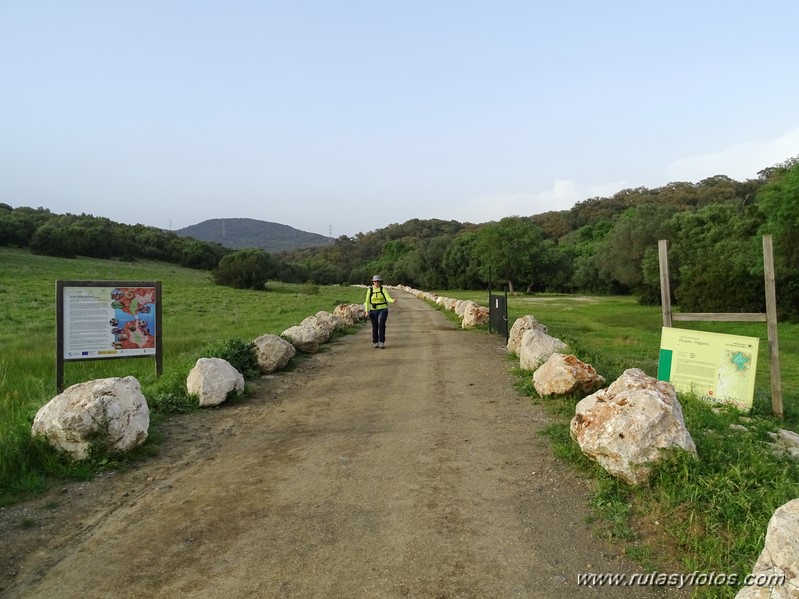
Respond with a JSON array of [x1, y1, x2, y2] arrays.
[[717, 349, 754, 400], [658, 327, 759, 411]]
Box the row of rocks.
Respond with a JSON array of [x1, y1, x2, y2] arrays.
[[280, 304, 366, 356], [369, 291, 694, 488], [371, 287, 691, 489], [30, 303, 368, 460], [392, 285, 490, 328], [27, 290, 796, 594], [506, 315, 600, 392], [502, 311, 793, 598], [187, 304, 367, 407], [503, 313, 695, 486]]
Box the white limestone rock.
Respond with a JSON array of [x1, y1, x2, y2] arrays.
[[519, 328, 568, 371], [187, 357, 244, 407], [333, 303, 365, 326], [455, 300, 475, 317], [462, 304, 490, 329], [507, 315, 549, 355], [301, 314, 334, 344], [570, 368, 697, 485], [31, 376, 149, 461], [281, 324, 321, 354], [533, 353, 605, 397], [252, 334, 296, 374], [735, 499, 799, 598]]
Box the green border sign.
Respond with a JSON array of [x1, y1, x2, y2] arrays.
[[657, 327, 759, 411]]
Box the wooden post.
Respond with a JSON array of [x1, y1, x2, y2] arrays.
[[658, 240, 672, 328], [657, 236, 783, 416], [763, 235, 783, 417]]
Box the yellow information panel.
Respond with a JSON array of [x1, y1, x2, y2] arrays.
[[657, 327, 759, 411]]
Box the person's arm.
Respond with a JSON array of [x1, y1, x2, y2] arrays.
[[364, 288, 371, 313], [384, 289, 396, 303]]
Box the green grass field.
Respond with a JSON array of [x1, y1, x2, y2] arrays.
[[0, 248, 366, 502], [3, 249, 798, 597], [431, 289, 799, 598], [441, 290, 799, 416]]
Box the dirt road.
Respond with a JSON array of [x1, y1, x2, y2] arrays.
[[1, 290, 687, 598]]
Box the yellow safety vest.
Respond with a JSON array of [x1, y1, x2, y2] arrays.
[[365, 286, 393, 311]]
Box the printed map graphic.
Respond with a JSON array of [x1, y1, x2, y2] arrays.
[[110, 287, 156, 350], [716, 350, 753, 403]]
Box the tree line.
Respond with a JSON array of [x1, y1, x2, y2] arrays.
[[3, 155, 798, 319], [284, 157, 799, 320]]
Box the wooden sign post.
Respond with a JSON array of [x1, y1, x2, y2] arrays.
[[658, 236, 782, 416]]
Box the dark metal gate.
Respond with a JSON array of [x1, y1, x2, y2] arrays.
[[488, 289, 508, 342]]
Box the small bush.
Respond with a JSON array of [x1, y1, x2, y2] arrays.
[[301, 281, 320, 295], [198, 337, 260, 380], [142, 371, 196, 414]]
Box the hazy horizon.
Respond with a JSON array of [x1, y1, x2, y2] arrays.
[[2, 1, 798, 237]]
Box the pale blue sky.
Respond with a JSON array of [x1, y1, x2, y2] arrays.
[[2, 1, 798, 238]]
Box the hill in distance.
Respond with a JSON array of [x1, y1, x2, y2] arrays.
[[175, 218, 333, 252]]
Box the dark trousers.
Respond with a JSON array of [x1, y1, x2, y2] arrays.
[[369, 309, 389, 343]]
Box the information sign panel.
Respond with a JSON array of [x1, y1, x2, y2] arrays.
[[657, 327, 759, 411], [56, 281, 162, 391], [60, 283, 157, 359]]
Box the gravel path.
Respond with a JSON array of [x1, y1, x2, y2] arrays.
[[0, 290, 687, 598]]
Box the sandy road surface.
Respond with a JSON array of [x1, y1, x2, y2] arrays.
[[1, 290, 687, 598]]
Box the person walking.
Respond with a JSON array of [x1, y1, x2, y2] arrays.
[[364, 275, 397, 349]]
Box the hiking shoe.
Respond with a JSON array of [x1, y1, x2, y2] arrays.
[[373, 342, 379, 348], [379, 342, 385, 349]]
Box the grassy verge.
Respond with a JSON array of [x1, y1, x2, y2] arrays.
[[433, 290, 799, 598], [0, 248, 365, 504]]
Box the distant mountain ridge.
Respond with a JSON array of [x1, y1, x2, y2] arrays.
[[175, 218, 332, 252]]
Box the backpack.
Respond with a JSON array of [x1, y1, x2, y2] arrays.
[[368, 286, 388, 309]]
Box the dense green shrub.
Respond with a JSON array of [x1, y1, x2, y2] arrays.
[[211, 249, 275, 290], [197, 337, 261, 380]]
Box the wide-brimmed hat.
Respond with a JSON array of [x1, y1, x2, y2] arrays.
[[372, 275, 383, 282]]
